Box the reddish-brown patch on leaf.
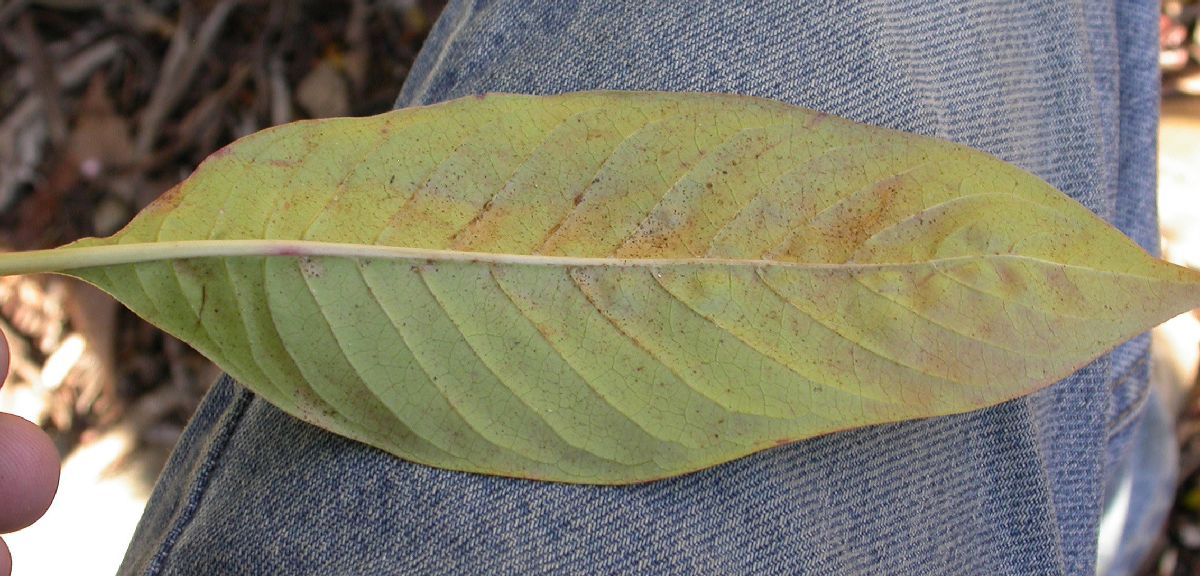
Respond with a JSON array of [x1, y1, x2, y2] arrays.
[[993, 260, 1028, 298], [909, 269, 942, 315], [805, 111, 829, 128], [948, 260, 980, 286], [140, 183, 187, 216], [451, 199, 504, 248], [208, 144, 234, 160], [812, 176, 903, 262]]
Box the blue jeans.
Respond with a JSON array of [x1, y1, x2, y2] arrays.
[[118, 1, 1164, 574]]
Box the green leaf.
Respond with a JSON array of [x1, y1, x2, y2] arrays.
[[1, 91, 1196, 484]]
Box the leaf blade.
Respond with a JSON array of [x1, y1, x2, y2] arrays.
[[0, 91, 1196, 483]]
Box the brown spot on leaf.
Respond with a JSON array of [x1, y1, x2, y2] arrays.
[[142, 183, 186, 215], [828, 176, 902, 255], [992, 261, 1029, 299], [299, 256, 324, 278]]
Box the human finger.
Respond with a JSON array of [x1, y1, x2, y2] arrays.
[[0, 535, 11, 576], [0, 413, 59, 534]]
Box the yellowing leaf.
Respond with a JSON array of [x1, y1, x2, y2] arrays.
[[0, 91, 1196, 484]]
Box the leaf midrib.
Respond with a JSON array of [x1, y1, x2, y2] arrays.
[[0, 239, 1190, 282]]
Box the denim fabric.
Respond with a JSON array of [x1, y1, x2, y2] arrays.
[[118, 1, 1162, 574], [1097, 385, 1177, 576]]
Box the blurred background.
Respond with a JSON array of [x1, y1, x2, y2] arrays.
[[0, 1, 1197, 574]]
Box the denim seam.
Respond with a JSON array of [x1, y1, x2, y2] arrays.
[[407, 0, 477, 103], [1106, 354, 1151, 441], [142, 387, 254, 576], [1072, 0, 1118, 216], [1022, 398, 1072, 575], [1106, 354, 1148, 393]]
